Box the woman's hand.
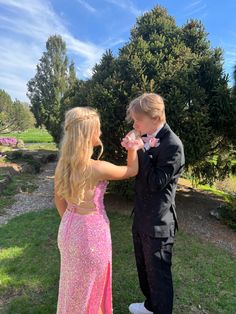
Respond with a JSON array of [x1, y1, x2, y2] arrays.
[[121, 130, 144, 151]]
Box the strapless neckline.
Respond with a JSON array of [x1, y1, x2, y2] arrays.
[[66, 180, 109, 214]]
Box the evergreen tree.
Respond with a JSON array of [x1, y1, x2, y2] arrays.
[[0, 90, 34, 133], [116, 6, 234, 183], [27, 35, 75, 143], [60, 6, 235, 184]]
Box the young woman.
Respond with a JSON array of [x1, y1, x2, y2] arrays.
[[54, 106, 143, 314]]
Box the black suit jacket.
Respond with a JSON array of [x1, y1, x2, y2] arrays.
[[133, 123, 185, 238]]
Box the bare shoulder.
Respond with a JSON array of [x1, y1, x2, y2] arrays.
[[90, 159, 109, 180], [90, 159, 108, 170]]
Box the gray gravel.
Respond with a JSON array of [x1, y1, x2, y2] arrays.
[[0, 162, 55, 225]]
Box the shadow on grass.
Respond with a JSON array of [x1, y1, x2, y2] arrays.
[[0, 209, 235, 314], [0, 210, 60, 314]]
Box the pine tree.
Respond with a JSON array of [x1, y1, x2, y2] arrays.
[[27, 35, 75, 143], [0, 90, 34, 133], [64, 6, 234, 184]]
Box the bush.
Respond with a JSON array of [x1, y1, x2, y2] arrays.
[[0, 137, 17, 147], [220, 193, 236, 230]]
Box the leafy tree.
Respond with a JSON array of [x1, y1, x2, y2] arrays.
[[0, 89, 35, 134], [27, 35, 77, 143], [111, 7, 234, 183], [232, 64, 236, 97], [0, 89, 14, 133], [52, 6, 235, 186], [228, 64, 236, 145], [13, 100, 36, 131]]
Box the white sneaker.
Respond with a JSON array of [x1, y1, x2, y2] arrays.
[[128, 302, 153, 314]]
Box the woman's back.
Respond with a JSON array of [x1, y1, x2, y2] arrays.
[[66, 180, 108, 215]]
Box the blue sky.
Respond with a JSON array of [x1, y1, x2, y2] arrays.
[[0, 0, 235, 102]]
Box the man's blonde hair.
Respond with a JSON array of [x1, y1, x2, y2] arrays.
[[126, 93, 166, 123], [55, 107, 103, 204]]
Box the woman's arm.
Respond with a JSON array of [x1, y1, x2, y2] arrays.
[[54, 176, 67, 218], [96, 149, 138, 180], [93, 132, 144, 181]]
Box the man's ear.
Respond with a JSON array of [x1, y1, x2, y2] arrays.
[[153, 116, 160, 123]]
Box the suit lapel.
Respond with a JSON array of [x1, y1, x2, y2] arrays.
[[148, 123, 170, 156], [155, 123, 170, 140], [139, 124, 170, 160]]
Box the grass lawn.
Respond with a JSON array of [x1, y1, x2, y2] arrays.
[[24, 143, 57, 151], [0, 209, 235, 314], [2, 129, 53, 143], [1, 128, 57, 152], [0, 173, 37, 216]]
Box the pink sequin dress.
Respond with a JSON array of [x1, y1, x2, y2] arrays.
[[57, 181, 112, 314]]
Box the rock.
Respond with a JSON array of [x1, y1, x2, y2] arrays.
[[21, 163, 36, 173], [0, 175, 12, 192], [0, 162, 22, 174], [210, 207, 222, 220], [16, 139, 25, 148], [46, 153, 58, 162]]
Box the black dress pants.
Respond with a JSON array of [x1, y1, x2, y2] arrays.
[[132, 232, 174, 314]]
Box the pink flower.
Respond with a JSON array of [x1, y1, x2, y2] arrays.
[[0, 137, 17, 147], [149, 137, 159, 147], [121, 134, 144, 151]]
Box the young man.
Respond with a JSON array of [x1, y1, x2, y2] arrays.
[[124, 93, 185, 314]]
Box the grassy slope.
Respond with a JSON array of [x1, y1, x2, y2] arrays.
[[0, 209, 235, 314]]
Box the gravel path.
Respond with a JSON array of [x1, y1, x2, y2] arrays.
[[106, 182, 236, 257], [176, 184, 236, 257], [1, 163, 235, 257], [0, 162, 55, 225]]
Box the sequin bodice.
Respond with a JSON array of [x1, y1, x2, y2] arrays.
[[66, 181, 108, 215], [57, 181, 112, 313]]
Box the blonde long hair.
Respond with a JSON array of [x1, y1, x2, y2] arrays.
[[55, 107, 103, 204]]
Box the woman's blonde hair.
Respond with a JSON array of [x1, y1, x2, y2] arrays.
[[126, 93, 166, 123], [55, 107, 103, 204]]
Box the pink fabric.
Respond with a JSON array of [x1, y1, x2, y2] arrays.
[[57, 181, 112, 314]]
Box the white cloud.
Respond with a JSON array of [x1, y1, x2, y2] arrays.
[[183, 0, 207, 18], [76, 0, 97, 13], [185, 0, 203, 10], [0, 0, 104, 101], [105, 0, 142, 16]]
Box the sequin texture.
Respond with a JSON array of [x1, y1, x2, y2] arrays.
[[57, 181, 112, 314]]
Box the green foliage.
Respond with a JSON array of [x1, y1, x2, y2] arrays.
[[232, 64, 236, 97], [28, 7, 236, 186], [27, 35, 78, 143], [63, 6, 235, 185], [228, 64, 236, 143], [3, 128, 54, 143], [0, 90, 35, 134], [221, 193, 236, 230], [0, 173, 37, 215], [1, 173, 37, 196]]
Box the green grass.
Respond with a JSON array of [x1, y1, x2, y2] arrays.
[[0, 174, 37, 215], [25, 143, 57, 151], [0, 209, 235, 314], [196, 182, 236, 231], [197, 183, 228, 198], [1, 173, 37, 196], [0, 198, 15, 215], [2, 129, 53, 143]]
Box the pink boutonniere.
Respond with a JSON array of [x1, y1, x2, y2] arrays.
[[141, 136, 160, 150], [149, 137, 160, 148]]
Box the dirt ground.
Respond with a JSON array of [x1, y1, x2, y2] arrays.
[[105, 178, 236, 257], [1, 162, 236, 257]]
